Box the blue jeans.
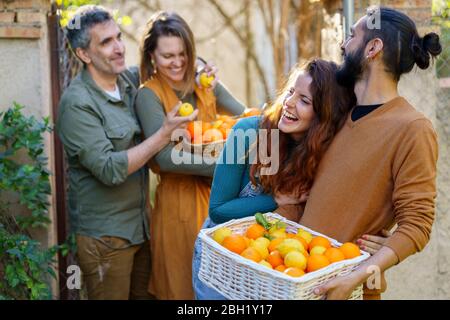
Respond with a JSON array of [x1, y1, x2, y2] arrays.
[[192, 217, 227, 300]]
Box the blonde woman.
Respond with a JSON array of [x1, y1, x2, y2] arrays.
[[135, 11, 246, 299]]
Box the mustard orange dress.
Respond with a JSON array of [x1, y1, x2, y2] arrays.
[[138, 74, 243, 299]]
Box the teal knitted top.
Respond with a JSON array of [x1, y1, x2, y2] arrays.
[[208, 116, 277, 224]]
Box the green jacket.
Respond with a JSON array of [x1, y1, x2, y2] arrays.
[[56, 67, 149, 245]]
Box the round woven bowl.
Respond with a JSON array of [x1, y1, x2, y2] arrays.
[[182, 138, 225, 158]]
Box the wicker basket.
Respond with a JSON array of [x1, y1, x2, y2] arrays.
[[198, 212, 370, 300], [181, 137, 225, 158]]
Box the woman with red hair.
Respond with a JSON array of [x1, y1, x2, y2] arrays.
[[192, 58, 358, 299]]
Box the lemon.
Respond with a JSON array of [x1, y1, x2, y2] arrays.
[[309, 245, 327, 256], [259, 260, 273, 269], [250, 241, 269, 259], [179, 103, 194, 117], [212, 227, 232, 245], [296, 229, 313, 244], [276, 238, 306, 258], [199, 73, 214, 88], [284, 251, 307, 270], [254, 237, 270, 248], [212, 119, 224, 128], [270, 229, 287, 239]]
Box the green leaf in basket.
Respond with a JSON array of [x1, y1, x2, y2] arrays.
[[273, 220, 287, 230], [268, 220, 287, 235], [255, 212, 272, 230], [264, 233, 275, 241]]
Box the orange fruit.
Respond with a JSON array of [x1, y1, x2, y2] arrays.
[[218, 126, 229, 139], [202, 128, 224, 143], [219, 115, 233, 122], [284, 267, 305, 278], [306, 254, 330, 273], [201, 121, 212, 133], [240, 247, 262, 263], [243, 237, 251, 248], [193, 134, 203, 144], [217, 114, 230, 121], [275, 264, 287, 272], [186, 121, 198, 141], [309, 236, 331, 251], [267, 250, 284, 268], [222, 234, 247, 255], [268, 237, 284, 253], [242, 108, 261, 117], [324, 247, 346, 263], [286, 233, 296, 239], [221, 117, 237, 127], [245, 223, 266, 240], [339, 242, 361, 259]]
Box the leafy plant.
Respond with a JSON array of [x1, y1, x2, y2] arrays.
[[0, 103, 70, 300], [432, 0, 450, 27], [55, 0, 132, 28], [432, 0, 450, 78]]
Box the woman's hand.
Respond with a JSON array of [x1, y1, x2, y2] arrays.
[[203, 61, 219, 89], [274, 193, 299, 206], [274, 191, 309, 207], [298, 191, 309, 203], [196, 60, 219, 90], [356, 229, 392, 255], [160, 102, 199, 140]]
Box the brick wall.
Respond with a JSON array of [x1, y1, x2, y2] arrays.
[[0, 0, 50, 39], [354, 0, 432, 25]]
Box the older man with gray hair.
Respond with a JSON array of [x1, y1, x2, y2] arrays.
[[56, 5, 198, 300]]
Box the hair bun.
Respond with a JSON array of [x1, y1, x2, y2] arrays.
[[411, 33, 442, 70], [423, 32, 442, 56]]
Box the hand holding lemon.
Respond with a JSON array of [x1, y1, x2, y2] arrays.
[[178, 102, 194, 117], [161, 102, 198, 141], [199, 72, 215, 88]]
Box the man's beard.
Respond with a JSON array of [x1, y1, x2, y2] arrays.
[[336, 45, 366, 88]]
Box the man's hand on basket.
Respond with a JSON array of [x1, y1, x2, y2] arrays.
[[314, 245, 400, 300], [356, 229, 393, 255], [313, 273, 362, 300]]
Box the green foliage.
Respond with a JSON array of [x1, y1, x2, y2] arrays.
[[55, 0, 132, 28], [436, 28, 450, 78], [0, 104, 52, 229], [432, 0, 450, 78], [0, 103, 71, 300], [432, 0, 450, 27]]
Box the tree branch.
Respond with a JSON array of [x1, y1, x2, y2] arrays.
[[197, 6, 246, 44], [206, 0, 270, 100], [121, 26, 140, 45]]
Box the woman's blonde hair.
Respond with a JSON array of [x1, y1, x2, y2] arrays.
[[139, 11, 196, 97]]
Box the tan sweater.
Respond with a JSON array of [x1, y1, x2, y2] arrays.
[[300, 97, 438, 263]]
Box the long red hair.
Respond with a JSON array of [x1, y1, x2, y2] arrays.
[[250, 59, 355, 197]]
